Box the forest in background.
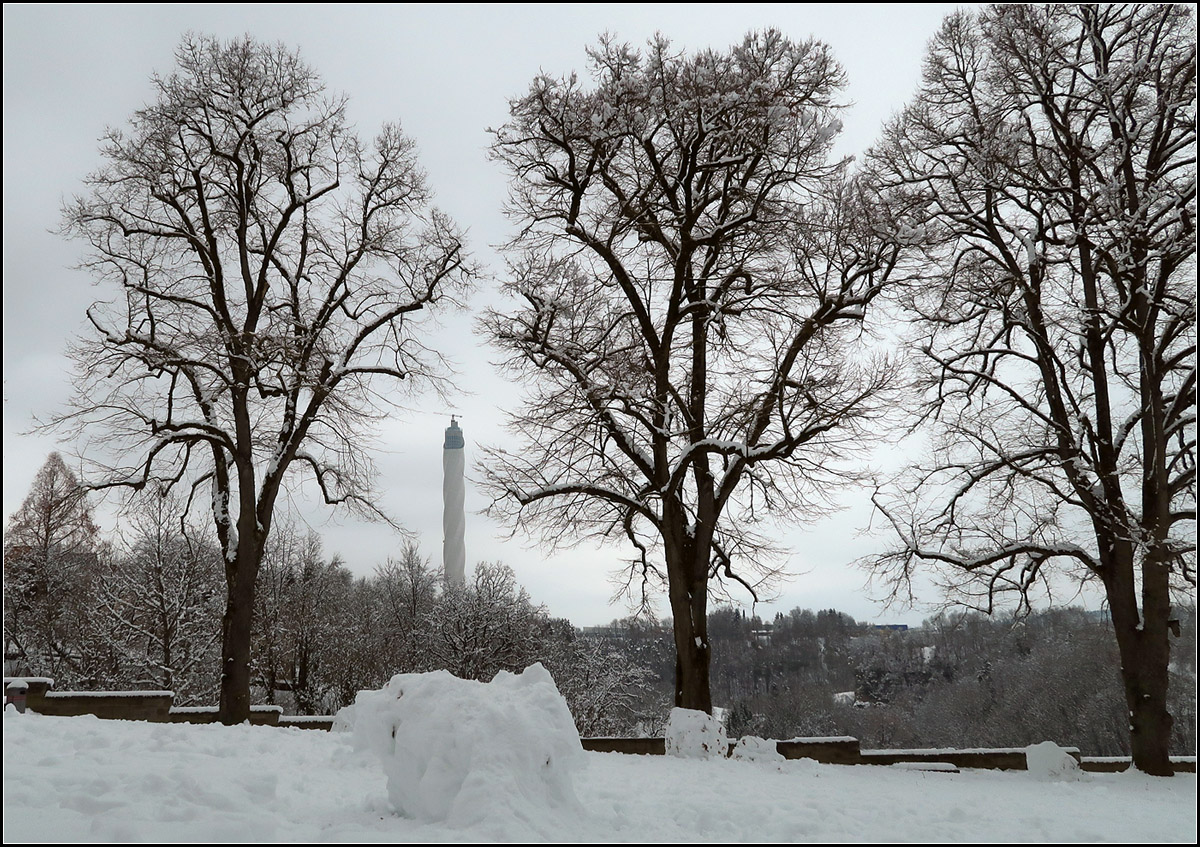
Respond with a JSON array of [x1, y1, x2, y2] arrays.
[[5, 453, 1194, 755]]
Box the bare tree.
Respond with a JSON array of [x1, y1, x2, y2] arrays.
[[58, 35, 470, 722], [546, 632, 657, 737], [418, 561, 549, 681], [252, 521, 360, 712], [252, 528, 352, 714], [251, 517, 306, 706], [366, 540, 441, 675], [375, 539, 439, 629], [3, 453, 102, 682], [865, 5, 1195, 774], [97, 488, 223, 702], [483, 32, 901, 711]]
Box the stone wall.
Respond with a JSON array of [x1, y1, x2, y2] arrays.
[[5, 677, 1194, 773], [166, 705, 283, 726], [859, 747, 1049, 771], [6, 677, 173, 721], [777, 737, 862, 765], [4, 677, 279, 725], [581, 737, 665, 755], [36, 691, 175, 722]]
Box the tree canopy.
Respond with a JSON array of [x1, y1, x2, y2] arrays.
[[58, 34, 471, 722], [866, 3, 1196, 775], [484, 31, 901, 710]]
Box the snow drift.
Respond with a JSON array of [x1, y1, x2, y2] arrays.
[[731, 735, 785, 763], [1025, 741, 1083, 781], [664, 707, 728, 759], [335, 663, 584, 828], [5, 708, 1197, 842]]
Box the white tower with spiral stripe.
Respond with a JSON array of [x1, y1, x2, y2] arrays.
[[442, 416, 466, 587]]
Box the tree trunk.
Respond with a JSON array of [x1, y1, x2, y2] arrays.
[[1113, 624, 1174, 776], [218, 577, 255, 724], [1105, 547, 1174, 776], [666, 543, 712, 713], [297, 641, 311, 715], [218, 534, 261, 724]]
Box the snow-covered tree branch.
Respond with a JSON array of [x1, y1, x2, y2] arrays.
[[865, 4, 1196, 775], [55, 35, 472, 723], [484, 31, 904, 712]]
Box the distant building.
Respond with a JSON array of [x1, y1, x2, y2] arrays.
[[442, 416, 465, 587]]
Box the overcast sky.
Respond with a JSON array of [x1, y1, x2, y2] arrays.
[[3, 3, 975, 627]]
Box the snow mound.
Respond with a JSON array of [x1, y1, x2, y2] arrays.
[[731, 735, 784, 763], [1025, 741, 1083, 780], [664, 707, 728, 759], [334, 663, 585, 827]]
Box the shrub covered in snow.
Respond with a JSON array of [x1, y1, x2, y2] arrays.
[[1025, 741, 1083, 781], [334, 663, 585, 825], [664, 707, 728, 759]]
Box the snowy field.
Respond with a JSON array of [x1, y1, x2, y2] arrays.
[[4, 710, 1196, 842]]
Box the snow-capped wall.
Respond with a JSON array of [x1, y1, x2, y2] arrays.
[[335, 663, 584, 826]]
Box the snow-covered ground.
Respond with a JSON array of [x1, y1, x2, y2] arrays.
[[4, 710, 1195, 842]]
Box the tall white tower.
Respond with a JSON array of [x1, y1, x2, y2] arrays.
[[442, 416, 466, 587]]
